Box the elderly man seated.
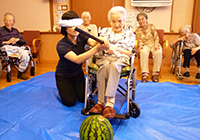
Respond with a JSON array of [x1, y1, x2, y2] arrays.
[[0, 12, 29, 80], [170, 26, 200, 79]]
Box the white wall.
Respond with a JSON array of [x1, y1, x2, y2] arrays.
[[0, 0, 51, 32], [125, 0, 172, 32], [171, 0, 194, 32], [125, 0, 194, 32], [0, 0, 194, 32]]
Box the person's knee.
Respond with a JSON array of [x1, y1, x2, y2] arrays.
[[62, 100, 76, 107], [105, 63, 121, 75], [154, 50, 162, 57], [59, 93, 77, 107], [78, 98, 84, 103]]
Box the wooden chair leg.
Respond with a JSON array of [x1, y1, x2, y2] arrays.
[[159, 65, 162, 78], [137, 58, 141, 76]]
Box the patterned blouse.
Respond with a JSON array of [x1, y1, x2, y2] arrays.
[[135, 23, 160, 48], [96, 27, 135, 65], [170, 33, 200, 51]]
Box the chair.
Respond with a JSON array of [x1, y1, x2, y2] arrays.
[[0, 46, 35, 82], [23, 30, 41, 65], [137, 29, 166, 78]]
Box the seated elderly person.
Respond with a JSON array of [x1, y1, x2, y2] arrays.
[[170, 26, 200, 79], [89, 6, 136, 118], [0, 12, 29, 80], [80, 11, 98, 37], [135, 12, 162, 82]]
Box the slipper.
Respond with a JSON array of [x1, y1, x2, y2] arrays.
[[89, 103, 104, 115], [152, 75, 159, 82], [102, 106, 116, 118], [141, 75, 148, 82]]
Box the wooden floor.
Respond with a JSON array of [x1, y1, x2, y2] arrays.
[[0, 62, 200, 90]]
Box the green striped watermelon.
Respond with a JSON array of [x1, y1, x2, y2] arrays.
[[79, 115, 113, 140]]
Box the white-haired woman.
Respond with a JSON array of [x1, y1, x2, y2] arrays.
[[89, 6, 136, 118], [80, 11, 98, 37], [135, 12, 162, 82], [170, 26, 200, 79], [55, 11, 109, 107]]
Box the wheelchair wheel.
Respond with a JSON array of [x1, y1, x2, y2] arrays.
[[171, 60, 177, 74], [6, 72, 11, 82], [129, 101, 140, 118], [131, 70, 137, 100], [30, 67, 35, 76]]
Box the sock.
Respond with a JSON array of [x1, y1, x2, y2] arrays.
[[97, 101, 104, 105], [152, 71, 159, 75], [185, 69, 190, 72], [142, 72, 148, 76], [105, 97, 115, 107]]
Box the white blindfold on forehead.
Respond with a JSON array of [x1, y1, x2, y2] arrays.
[[59, 18, 83, 27]]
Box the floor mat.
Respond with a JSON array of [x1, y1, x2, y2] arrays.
[[0, 72, 200, 140]]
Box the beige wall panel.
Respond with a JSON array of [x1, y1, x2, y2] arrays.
[[0, 0, 51, 32], [40, 33, 63, 63], [171, 0, 194, 32], [125, 0, 172, 32]]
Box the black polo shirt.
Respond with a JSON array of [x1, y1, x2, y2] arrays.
[[56, 34, 89, 78], [0, 26, 26, 47]]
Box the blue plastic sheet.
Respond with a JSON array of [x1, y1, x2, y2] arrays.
[[0, 72, 200, 140]]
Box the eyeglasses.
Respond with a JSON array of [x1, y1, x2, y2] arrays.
[[4, 19, 14, 23]]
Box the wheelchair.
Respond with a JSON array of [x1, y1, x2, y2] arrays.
[[170, 41, 197, 80], [81, 48, 141, 119], [0, 45, 35, 82]]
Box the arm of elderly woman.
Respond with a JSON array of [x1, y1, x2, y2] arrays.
[[106, 46, 132, 57], [191, 46, 200, 55], [170, 36, 185, 48], [151, 25, 161, 51], [191, 34, 200, 55]]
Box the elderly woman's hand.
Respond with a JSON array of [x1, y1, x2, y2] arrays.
[[138, 46, 143, 53], [106, 46, 118, 54], [154, 44, 160, 51], [191, 47, 198, 55], [96, 38, 110, 52], [178, 36, 186, 42]]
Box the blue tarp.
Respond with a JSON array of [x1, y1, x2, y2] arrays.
[[0, 72, 200, 140]]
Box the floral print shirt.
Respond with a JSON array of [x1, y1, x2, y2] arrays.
[[96, 27, 135, 65]]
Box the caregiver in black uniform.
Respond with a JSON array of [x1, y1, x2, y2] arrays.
[[55, 11, 109, 107]]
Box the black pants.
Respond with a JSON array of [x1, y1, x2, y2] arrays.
[[183, 49, 200, 68], [55, 72, 85, 107]]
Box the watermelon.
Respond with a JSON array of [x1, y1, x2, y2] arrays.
[[79, 115, 113, 140]]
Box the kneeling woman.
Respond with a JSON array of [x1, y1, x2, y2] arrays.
[[55, 11, 109, 107]]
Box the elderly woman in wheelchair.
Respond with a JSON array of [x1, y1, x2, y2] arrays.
[[170, 26, 200, 79], [0, 12, 34, 81], [88, 6, 136, 118]]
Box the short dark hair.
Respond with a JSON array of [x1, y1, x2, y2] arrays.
[[61, 11, 79, 36], [136, 12, 148, 21]]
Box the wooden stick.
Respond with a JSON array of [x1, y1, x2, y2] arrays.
[[73, 27, 104, 44]]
